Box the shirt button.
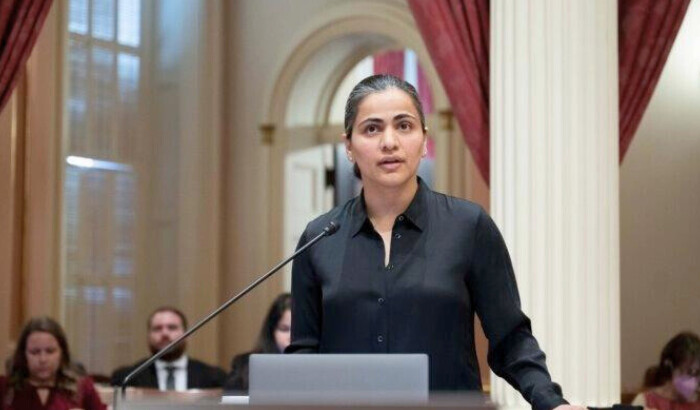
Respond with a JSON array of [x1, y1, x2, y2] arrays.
[[378, 297, 385, 305], [398, 215, 405, 222], [377, 335, 384, 343], [394, 233, 402, 239]]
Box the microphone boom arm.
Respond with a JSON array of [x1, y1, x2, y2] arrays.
[[115, 221, 339, 407]]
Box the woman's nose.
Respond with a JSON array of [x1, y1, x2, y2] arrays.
[[380, 128, 398, 150]]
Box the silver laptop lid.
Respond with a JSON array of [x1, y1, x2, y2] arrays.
[[249, 353, 429, 405]]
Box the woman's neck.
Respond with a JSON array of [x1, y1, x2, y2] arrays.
[[28, 377, 56, 388], [363, 178, 418, 231]]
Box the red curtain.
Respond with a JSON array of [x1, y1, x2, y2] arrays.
[[373, 50, 405, 78], [417, 64, 434, 115], [0, 0, 53, 112], [407, 0, 490, 183], [618, 0, 690, 161], [409, 0, 690, 184]]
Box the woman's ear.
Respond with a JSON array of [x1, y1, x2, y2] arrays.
[[343, 134, 353, 162]]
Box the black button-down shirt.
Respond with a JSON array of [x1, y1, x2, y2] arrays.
[[288, 178, 567, 410]]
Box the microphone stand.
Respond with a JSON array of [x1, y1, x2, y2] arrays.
[[114, 221, 339, 409]]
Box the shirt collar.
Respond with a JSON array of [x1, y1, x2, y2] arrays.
[[350, 177, 428, 237], [155, 355, 188, 370]]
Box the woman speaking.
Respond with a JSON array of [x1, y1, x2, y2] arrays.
[[287, 74, 581, 410]]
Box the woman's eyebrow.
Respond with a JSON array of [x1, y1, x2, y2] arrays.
[[357, 117, 384, 127], [393, 113, 417, 121]]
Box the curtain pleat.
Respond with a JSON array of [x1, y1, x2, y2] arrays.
[[0, 0, 53, 112]]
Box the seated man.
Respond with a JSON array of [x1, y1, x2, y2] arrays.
[[111, 307, 226, 390]]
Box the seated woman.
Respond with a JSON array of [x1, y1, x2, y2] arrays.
[[0, 316, 106, 410], [633, 332, 700, 410], [223, 293, 291, 393]]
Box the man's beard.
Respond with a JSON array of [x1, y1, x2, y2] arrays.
[[149, 341, 186, 362]]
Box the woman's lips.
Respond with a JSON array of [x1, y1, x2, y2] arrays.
[[378, 158, 403, 171]]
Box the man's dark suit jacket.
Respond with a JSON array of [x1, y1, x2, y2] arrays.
[[110, 357, 226, 389]]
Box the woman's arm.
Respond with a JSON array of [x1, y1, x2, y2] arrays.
[[467, 208, 567, 410], [287, 228, 322, 353]]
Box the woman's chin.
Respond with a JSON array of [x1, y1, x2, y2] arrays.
[[30, 373, 56, 385], [373, 173, 416, 190]]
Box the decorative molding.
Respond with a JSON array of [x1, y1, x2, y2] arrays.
[[438, 109, 454, 132], [259, 123, 276, 146]]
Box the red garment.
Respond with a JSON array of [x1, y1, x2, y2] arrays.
[[644, 391, 700, 410], [0, 376, 106, 410]]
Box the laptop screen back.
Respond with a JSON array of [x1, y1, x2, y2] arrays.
[[248, 353, 429, 405]]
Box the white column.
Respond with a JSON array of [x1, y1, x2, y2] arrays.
[[490, 1, 620, 408]]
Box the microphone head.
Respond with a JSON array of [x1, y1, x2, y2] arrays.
[[323, 221, 340, 235]]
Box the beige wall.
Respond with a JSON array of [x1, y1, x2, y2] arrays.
[[0, 3, 63, 367], [221, 0, 353, 367], [619, 0, 700, 393]]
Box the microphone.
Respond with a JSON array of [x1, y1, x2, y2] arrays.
[[114, 220, 341, 408]]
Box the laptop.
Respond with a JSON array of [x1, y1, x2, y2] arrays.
[[246, 353, 429, 405]]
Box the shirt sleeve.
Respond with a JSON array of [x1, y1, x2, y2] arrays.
[[79, 377, 108, 410], [467, 208, 568, 410], [286, 228, 322, 353]]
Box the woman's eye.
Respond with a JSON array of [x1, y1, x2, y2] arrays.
[[366, 125, 378, 134], [399, 122, 412, 131]]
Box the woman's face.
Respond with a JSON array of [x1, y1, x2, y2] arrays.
[[671, 358, 700, 401], [345, 88, 426, 192], [274, 309, 292, 353], [25, 331, 62, 385]]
